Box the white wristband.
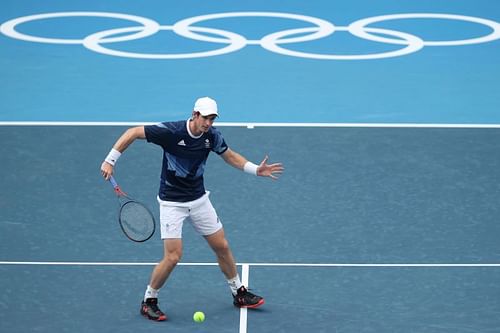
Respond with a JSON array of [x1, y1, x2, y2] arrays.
[[104, 148, 121, 166], [243, 161, 258, 176]]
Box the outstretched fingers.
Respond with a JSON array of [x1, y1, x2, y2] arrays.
[[268, 162, 284, 180], [258, 155, 284, 180]]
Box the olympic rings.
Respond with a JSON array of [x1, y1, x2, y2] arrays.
[[1, 11, 499, 60]]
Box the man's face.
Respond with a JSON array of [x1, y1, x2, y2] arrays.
[[192, 112, 217, 133]]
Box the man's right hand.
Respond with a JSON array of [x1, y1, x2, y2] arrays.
[[101, 161, 114, 180]]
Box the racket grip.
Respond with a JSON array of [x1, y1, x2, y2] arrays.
[[109, 176, 119, 189]]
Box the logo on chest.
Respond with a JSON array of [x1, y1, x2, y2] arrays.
[[176, 138, 211, 149]]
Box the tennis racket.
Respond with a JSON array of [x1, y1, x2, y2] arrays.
[[108, 176, 155, 242]]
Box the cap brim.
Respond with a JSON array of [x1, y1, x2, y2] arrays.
[[197, 110, 218, 117]]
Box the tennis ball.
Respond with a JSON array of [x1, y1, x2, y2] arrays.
[[193, 311, 205, 323]]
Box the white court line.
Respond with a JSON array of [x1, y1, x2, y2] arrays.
[[0, 261, 499, 267], [239, 264, 250, 333], [0, 261, 215, 266], [1, 121, 500, 128], [239, 263, 500, 267]]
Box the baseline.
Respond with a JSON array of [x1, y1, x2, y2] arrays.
[[0, 261, 499, 267], [1, 121, 500, 128]]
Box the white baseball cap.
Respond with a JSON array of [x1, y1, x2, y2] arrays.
[[193, 97, 218, 116]]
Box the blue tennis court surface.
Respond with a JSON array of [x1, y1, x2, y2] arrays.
[[1, 1, 500, 332]]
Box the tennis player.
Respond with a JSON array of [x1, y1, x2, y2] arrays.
[[100, 97, 283, 321]]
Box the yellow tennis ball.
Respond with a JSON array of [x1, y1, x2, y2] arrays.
[[193, 311, 205, 323]]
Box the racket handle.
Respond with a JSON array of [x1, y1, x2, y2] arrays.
[[109, 176, 119, 189], [109, 176, 127, 196]]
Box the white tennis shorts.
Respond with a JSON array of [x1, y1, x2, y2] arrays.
[[157, 192, 223, 239]]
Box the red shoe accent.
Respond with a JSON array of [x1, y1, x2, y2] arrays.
[[240, 298, 265, 309], [141, 310, 167, 321]]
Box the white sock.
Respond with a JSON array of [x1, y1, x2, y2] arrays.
[[144, 285, 160, 301], [227, 275, 243, 295]]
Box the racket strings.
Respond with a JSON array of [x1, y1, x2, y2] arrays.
[[120, 201, 155, 241]]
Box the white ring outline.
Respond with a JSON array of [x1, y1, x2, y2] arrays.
[[83, 25, 247, 59], [349, 13, 500, 46], [261, 26, 424, 60], [172, 12, 335, 46], [0, 12, 160, 44], [1, 11, 499, 60]]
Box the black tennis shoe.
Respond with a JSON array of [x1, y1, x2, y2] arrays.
[[233, 286, 265, 308], [140, 298, 167, 321]]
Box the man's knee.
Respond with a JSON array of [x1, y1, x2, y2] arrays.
[[164, 249, 182, 265], [168, 250, 182, 264], [163, 239, 182, 265]]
